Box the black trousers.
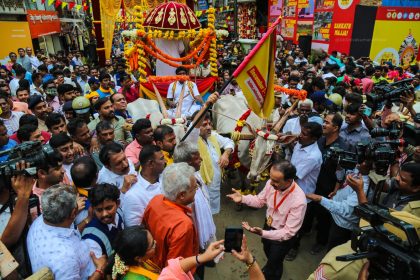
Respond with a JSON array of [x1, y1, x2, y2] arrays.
[[326, 220, 352, 252], [262, 223, 296, 280]]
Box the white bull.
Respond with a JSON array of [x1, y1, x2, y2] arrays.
[[212, 95, 264, 175], [212, 94, 293, 183]]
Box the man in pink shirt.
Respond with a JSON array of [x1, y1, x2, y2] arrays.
[[227, 160, 307, 280], [124, 118, 154, 170]]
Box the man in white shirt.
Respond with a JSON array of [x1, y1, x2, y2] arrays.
[[27, 184, 106, 279], [9, 67, 26, 97], [97, 142, 137, 193], [282, 99, 322, 135], [26, 47, 40, 70], [122, 145, 165, 226], [294, 51, 308, 65], [287, 121, 323, 260], [167, 67, 204, 118], [0, 94, 24, 135]]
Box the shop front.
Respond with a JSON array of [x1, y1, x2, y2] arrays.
[[26, 10, 62, 55]]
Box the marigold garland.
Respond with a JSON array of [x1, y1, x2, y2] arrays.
[[147, 75, 190, 83], [140, 35, 212, 69], [273, 85, 307, 100], [145, 31, 213, 62]]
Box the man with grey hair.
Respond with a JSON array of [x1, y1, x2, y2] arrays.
[[173, 141, 216, 250], [282, 99, 322, 135], [27, 184, 106, 279], [143, 163, 199, 270]]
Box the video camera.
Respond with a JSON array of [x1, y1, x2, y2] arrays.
[[325, 139, 404, 175], [0, 141, 55, 177], [336, 204, 420, 279], [367, 79, 414, 107]]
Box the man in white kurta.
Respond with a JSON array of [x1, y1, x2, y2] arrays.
[[155, 38, 185, 76], [167, 67, 203, 118], [188, 112, 234, 214]]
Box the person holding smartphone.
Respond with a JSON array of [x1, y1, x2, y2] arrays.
[[227, 160, 307, 280]]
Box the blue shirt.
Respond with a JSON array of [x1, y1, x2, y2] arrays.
[[95, 88, 111, 98], [320, 174, 369, 230], [0, 139, 17, 163]]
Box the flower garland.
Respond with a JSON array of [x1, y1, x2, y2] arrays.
[[112, 254, 129, 280], [273, 85, 307, 100], [207, 7, 218, 77], [140, 35, 212, 69], [147, 75, 190, 83], [160, 118, 186, 125], [145, 31, 213, 62], [134, 5, 147, 83], [230, 109, 252, 169], [256, 129, 278, 140], [215, 29, 229, 38]]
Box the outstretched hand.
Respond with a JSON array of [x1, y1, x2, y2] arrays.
[[242, 221, 263, 236], [231, 235, 253, 264], [227, 188, 242, 203]]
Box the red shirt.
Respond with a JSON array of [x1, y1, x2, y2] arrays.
[[10, 131, 51, 144], [143, 195, 199, 271]]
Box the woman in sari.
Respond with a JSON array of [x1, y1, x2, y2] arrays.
[[110, 226, 264, 280]]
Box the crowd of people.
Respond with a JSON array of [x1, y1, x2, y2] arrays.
[[0, 41, 419, 280]]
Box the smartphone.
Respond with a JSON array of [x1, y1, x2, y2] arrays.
[[224, 227, 243, 252], [363, 106, 372, 117]]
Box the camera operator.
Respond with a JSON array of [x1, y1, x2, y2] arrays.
[[0, 161, 34, 248], [306, 162, 420, 280]]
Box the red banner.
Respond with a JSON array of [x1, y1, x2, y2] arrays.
[[328, 0, 360, 55], [26, 10, 61, 39]]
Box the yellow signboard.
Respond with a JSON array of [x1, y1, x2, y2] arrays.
[[0, 21, 33, 63]]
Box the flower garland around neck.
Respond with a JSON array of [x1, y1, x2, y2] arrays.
[[273, 85, 307, 100]]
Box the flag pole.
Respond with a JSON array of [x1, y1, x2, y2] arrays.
[[180, 76, 234, 142]]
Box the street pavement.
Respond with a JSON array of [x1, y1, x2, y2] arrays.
[[204, 176, 324, 280]]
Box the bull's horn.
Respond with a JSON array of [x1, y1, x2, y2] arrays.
[[175, 83, 186, 118], [272, 100, 299, 133], [152, 82, 169, 119]]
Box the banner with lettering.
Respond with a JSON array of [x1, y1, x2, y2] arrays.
[[281, 0, 297, 40], [26, 10, 61, 38], [328, 0, 360, 55], [312, 0, 335, 50], [369, 6, 420, 67], [233, 17, 280, 118]]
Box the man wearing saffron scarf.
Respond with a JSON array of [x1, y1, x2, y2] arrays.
[[187, 94, 234, 214], [95, 73, 114, 98]]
